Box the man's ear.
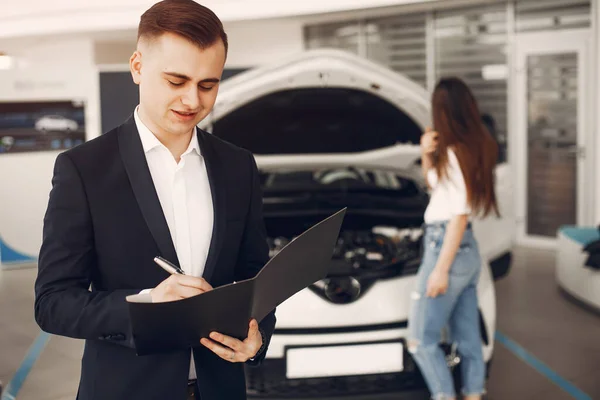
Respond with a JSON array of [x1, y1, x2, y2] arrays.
[[130, 51, 142, 85]]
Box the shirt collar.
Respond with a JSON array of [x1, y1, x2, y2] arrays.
[[184, 128, 201, 157], [134, 106, 200, 156]]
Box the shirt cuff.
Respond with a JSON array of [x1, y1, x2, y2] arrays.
[[125, 289, 153, 303]]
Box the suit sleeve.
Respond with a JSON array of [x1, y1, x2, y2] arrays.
[[34, 153, 138, 348], [234, 152, 276, 366]]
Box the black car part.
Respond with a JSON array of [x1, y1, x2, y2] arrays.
[[245, 343, 492, 398], [267, 226, 423, 304]]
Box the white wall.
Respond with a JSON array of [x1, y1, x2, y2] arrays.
[[596, 0, 600, 224], [94, 41, 137, 65], [0, 37, 100, 266], [90, 18, 305, 69], [0, 0, 438, 39], [224, 19, 304, 68]]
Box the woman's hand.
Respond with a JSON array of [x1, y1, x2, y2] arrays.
[[420, 127, 438, 155], [426, 268, 449, 298]]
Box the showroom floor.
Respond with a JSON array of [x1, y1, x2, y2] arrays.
[[1, 246, 599, 400]]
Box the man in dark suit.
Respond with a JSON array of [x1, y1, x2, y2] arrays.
[[33, 1, 276, 399]]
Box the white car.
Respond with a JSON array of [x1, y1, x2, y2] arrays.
[[200, 49, 515, 398], [34, 115, 78, 132], [0, 136, 14, 151]]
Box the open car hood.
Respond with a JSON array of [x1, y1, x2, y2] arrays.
[[200, 49, 431, 171]]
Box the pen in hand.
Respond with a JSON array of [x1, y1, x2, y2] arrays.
[[154, 256, 186, 275], [150, 257, 213, 303]]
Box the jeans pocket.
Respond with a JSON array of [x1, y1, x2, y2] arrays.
[[449, 247, 479, 276], [456, 240, 472, 254], [455, 230, 477, 255], [426, 228, 444, 251]]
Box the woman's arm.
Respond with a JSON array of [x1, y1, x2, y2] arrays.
[[436, 214, 468, 273], [426, 214, 468, 298]]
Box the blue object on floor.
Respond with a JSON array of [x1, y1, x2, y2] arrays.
[[496, 331, 592, 400], [0, 236, 36, 264], [1, 331, 50, 400]]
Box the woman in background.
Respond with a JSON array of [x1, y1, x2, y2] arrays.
[[407, 77, 500, 400]]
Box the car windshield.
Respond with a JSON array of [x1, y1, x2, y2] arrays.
[[260, 168, 420, 196]]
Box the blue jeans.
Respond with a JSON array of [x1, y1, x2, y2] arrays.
[[407, 221, 485, 399]]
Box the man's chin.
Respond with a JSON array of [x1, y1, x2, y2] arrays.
[[165, 120, 200, 136]]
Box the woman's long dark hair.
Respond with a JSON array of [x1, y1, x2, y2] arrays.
[[432, 77, 500, 218]]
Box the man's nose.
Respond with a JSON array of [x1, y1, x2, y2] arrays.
[[180, 86, 200, 110]]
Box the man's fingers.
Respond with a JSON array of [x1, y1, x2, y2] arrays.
[[152, 275, 213, 302], [209, 332, 242, 352], [248, 319, 259, 336], [174, 275, 213, 292], [200, 338, 238, 362], [175, 285, 205, 299], [154, 282, 202, 301], [246, 320, 261, 346]]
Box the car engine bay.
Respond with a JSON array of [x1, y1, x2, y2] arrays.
[[267, 225, 423, 303]]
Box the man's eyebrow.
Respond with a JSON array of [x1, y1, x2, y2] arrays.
[[163, 72, 220, 83], [163, 71, 191, 80]]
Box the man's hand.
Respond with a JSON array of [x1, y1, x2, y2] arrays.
[[200, 319, 263, 363], [426, 268, 449, 298], [150, 275, 213, 303]]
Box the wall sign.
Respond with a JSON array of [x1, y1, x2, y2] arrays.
[[0, 100, 85, 154]]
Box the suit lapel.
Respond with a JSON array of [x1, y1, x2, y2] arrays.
[[117, 116, 180, 268], [197, 130, 226, 282]]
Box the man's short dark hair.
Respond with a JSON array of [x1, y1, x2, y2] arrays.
[[138, 0, 228, 55]]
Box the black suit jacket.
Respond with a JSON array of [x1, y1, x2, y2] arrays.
[[34, 116, 276, 400]]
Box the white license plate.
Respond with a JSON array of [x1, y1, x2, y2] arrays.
[[286, 342, 404, 379]]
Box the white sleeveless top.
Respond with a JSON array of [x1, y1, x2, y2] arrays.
[[424, 148, 471, 223]]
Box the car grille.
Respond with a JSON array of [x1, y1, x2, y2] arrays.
[[245, 354, 426, 398]]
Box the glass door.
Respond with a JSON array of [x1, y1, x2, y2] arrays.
[[514, 30, 591, 246]]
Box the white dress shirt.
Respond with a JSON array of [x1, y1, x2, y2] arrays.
[[134, 107, 214, 380]]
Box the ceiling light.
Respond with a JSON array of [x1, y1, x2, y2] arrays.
[[482, 64, 508, 81]]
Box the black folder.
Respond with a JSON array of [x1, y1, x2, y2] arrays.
[[126, 208, 346, 355]]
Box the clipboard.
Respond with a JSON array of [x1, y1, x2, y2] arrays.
[[126, 208, 347, 355]]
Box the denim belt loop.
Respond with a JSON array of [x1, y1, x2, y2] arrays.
[[424, 221, 472, 230]]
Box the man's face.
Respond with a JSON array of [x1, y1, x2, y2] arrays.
[[130, 32, 226, 138]]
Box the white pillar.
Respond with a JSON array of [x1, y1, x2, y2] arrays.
[[594, 0, 600, 224]]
